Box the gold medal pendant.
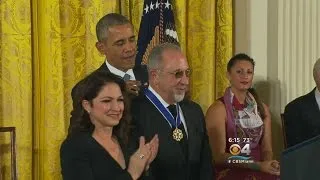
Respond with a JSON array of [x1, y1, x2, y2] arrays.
[[173, 128, 183, 141]]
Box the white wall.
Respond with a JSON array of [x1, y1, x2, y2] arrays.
[[234, 0, 268, 82], [234, 0, 320, 158]]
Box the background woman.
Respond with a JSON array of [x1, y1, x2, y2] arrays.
[[60, 71, 158, 180], [205, 53, 280, 179]]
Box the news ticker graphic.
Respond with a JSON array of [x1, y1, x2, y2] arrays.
[[227, 137, 254, 164]]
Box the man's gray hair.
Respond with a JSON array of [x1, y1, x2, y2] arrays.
[[147, 43, 181, 70], [96, 13, 132, 42]]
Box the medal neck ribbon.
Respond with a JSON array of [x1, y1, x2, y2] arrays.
[[144, 88, 181, 128]]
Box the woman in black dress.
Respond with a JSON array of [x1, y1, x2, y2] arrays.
[[60, 71, 158, 180]]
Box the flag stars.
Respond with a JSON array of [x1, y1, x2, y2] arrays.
[[144, 0, 170, 14], [164, 0, 171, 9], [165, 29, 179, 42], [144, 4, 149, 14], [150, 1, 154, 10]]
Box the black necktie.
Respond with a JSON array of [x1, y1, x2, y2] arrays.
[[167, 104, 177, 118], [167, 104, 188, 159]]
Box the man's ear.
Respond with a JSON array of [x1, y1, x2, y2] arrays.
[[96, 42, 106, 55], [150, 69, 158, 79], [82, 100, 92, 114], [151, 70, 160, 84]]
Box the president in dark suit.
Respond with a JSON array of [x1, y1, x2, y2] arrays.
[[94, 13, 149, 93], [131, 43, 214, 180], [284, 58, 320, 147], [71, 13, 148, 105]]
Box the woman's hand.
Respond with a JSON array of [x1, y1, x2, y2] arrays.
[[258, 160, 280, 176], [127, 136, 151, 180], [145, 134, 159, 170], [271, 160, 280, 172]]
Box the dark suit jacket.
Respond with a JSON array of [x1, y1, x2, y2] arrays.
[[131, 96, 214, 180], [60, 132, 133, 180], [284, 88, 320, 147]]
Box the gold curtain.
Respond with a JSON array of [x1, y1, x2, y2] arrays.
[[0, 0, 232, 179]]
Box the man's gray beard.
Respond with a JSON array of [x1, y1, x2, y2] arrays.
[[174, 93, 185, 102]]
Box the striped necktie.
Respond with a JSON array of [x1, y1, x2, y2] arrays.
[[123, 73, 131, 81]]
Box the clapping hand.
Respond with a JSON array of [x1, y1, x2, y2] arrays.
[[127, 137, 152, 180], [145, 134, 159, 171]]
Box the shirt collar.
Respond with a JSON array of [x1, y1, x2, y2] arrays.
[[148, 86, 175, 108], [314, 88, 320, 109], [105, 59, 135, 80]]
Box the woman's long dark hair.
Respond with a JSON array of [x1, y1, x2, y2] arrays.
[[227, 53, 266, 119], [68, 71, 131, 145]]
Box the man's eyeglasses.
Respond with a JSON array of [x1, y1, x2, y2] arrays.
[[159, 69, 192, 79]]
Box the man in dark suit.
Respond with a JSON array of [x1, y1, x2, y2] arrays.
[[94, 13, 148, 95], [284, 58, 320, 147], [72, 13, 148, 103], [131, 43, 214, 180], [69, 13, 148, 134]]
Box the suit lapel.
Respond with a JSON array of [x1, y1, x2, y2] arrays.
[[133, 65, 148, 85], [133, 66, 142, 81], [180, 102, 201, 162], [97, 63, 110, 72]]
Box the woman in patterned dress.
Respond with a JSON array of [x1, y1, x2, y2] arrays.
[[205, 53, 280, 180]]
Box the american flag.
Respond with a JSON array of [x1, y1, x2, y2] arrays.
[[135, 0, 179, 65]]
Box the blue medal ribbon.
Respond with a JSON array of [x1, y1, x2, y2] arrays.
[[144, 88, 181, 128]]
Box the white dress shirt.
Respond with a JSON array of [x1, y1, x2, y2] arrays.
[[105, 60, 135, 80], [314, 88, 320, 110], [148, 86, 188, 137]]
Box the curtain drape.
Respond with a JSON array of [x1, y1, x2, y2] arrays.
[[0, 0, 232, 179]]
